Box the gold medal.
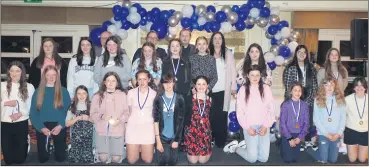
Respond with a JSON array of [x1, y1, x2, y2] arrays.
[[359, 120, 363, 125], [328, 118, 332, 122], [295, 123, 299, 128]]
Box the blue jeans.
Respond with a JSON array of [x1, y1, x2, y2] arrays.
[[236, 126, 270, 163], [308, 135, 340, 163]]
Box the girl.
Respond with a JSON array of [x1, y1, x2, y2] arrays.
[[93, 36, 132, 89], [126, 70, 157, 164], [29, 38, 68, 88], [153, 73, 185, 165], [1, 61, 35, 165], [132, 31, 168, 63], [67, 37, 99, 99], [208, 32, 237, 148], [279, 82, 310, 163], [66, 85, 94, 163], [312, 78, 346, 164], [184, 76, 212, 164], [90, 72, 129, 164], [131, 42, 163, 87], [283, 45, 318, 148], [29, 65, 71, 163], [344, 77, 368, 163], [317, 48, 348, 93], [223, 65, 275, 163], [189, 36, 218, 92]]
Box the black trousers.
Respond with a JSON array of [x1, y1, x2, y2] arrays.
[[35, 122, 67, 163], [280, 133, 301, 163], [156, 136, 179, 165], [304, 105, 314, 142], [1, 120, 29, 165], [210, 91, 228, 147], [181, 93, 192, 150]]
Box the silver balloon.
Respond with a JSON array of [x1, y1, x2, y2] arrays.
[[196, 5, 206, 16], [265, 31, 273, 39], [122, 0, 131, 8], [269, 14, 280, 25], [206, 12, 215, 22], [265, 1, 270, 8], [270, 45, 280, 56], [227, 12, 238, 24], [289, 31, 301, 41], [245, 17, 256, 25], [173, 11, 183, 20], [256, 17, 268, 28], [165, 33, 176, 41], [278, 39, 289, 46], [168, 16, 179, 27], [221, 5, 232, 14]]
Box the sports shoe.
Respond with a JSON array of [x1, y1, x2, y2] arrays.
[[300, 147, 305, 152], [238, 140, 247, 149], [305, 141, 314, 147], [312, 145, 319, 151], [223, 140, 238, 153]]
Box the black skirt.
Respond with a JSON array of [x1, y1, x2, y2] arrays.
[[344, 127, 368, 146]]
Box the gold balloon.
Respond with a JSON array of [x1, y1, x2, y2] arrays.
[[289, 31, 301, 41], [269, 14, 280, 25]]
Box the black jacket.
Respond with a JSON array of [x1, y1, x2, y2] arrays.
[[29, 56, 68, 88], [162, 57, 192, 96], [153, 93, 185, 143]]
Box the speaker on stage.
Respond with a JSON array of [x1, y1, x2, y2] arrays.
[[350, 18, 368, 60]]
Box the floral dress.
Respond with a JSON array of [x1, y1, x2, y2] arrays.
[[68, 110, 94, 163], [184, 97, 212, 156]]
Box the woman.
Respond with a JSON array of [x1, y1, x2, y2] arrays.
[[132, 31, 168, 63], [153, 73, 185, 165], [317, 48, 348, 93], [126, 70, 157, 164], [223, 65, 275, 163], [283, 45, 318, 148], [29, 38, 68, 88], [30, 65, 71, 163], [67, 37, 98, 99], [131, 42, 163, 87], [90, 72, 129, 163], [93, 36, 132, 89], [344, 77, 368, 163], [1, 61, 35, 165], [208, 32, 237, 148]]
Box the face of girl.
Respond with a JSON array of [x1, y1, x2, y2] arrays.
[[106, 40, 118, 54], [9, 65, 22, 82], [213, 34, 223, 48], [247, 70, 261, 85], [43, 41, 54, 56], [354, 81, 366, 95], [329, 50, 339, 63], [195, 78, 208, 93], [249, 47, 260, 62], [196, 39, 208, 54], [163, 81, 175, 92], [137, 73, 151, 88], [81, 40, 92, 55], [104, 75, 118, 90], [76, 89, 88, 102], [297, 48, 307, 62], [170, 41, 181, 56], [143, 45, 154, 60], [45, 69, 57, 85], [324, 81, 335, 95], [291, 86, 302, 100]]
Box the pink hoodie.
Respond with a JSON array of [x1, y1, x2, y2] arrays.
[[90, 90, 129, 136], [236, 84, 275, 129]]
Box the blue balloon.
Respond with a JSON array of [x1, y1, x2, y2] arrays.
[[137, 8, 147, 17], [191, 5, 196, 11], [254, 0, 266, 9], [89, 27, 104, 46], [240, 3, 251, 10], [150, 23, 167, 39], [231, 5, 240, 12], [278, 20, 289, 30], [191, 13, 198, 22], [229, 121, 240, 132], [114, 15, 122, 21], [248, 1, 257, 8], [151, 7, 161, 16], [279, 46, 291, 58], [207, 5, 216, 13], [198, 25, 204, 31], [139, 17, 147, 26], [132, 3, 142, 9], [146, 11, 154, 22], [160, 10, 171, 21], [112, 5, 121, 15], [121, 7, 130, 18], [169, 9, 175, 15], [215, 11, 227, 23], [211, 21, 221, 32], [235, 21, 246, 31], [237, 10, 248, 21], [268, 25, 279, 35], [271, 38, 278, 45], [122, 21, 132, 30], [181, 17, 191, 28], [131, 23, 140, 29], [246, 24, 255, 29], [204, 22, 212, 32], [267, 61, 277, 70], [228, 111, 237, 122], [259, 7, 270, 17], [102, 20, 112, 30], [191, 21, 199, 30]]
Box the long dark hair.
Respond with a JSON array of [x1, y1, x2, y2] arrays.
[[243, 43, 267, 78], [287, 45, 314, 89], [102, 36, 124, 67], [168, 38, 184, 61], [156, 73, 176, 98], [76, 37, 96, 66], [193, 75, 209, 92], [244, 65, 264, 103], [138, 42, 159, 72], [323, 48, 347, 79], [70, 85, 91, 115], [36, 38, 63, 69], [209, 32, 226, 59], [6, 61, 29, 101], [286, 81, 304, 100], [97, 72, 125, 105]]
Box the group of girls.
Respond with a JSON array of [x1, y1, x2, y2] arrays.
[[1, 28, 367, 166]]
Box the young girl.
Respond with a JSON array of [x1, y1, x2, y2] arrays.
[[344, 77, 368, 163], [223, 65, 275, 164], [126, 70, 157, 164], [279, 82, 310, 163], [90, 72, 129, 164], [153, 73, 185, 165], [66, 85, 94, 163], [131, 42, 163, 87], [30, 65, 71, 163], [67, 37, 98, 99], [311, 78, 346, 164], [1, 61, 35, 165], [184, 76, 212, 164], [189, 36, 218, 92]]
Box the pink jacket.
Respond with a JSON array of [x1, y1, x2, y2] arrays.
[[90, 90, 129, 136], [222, 49, 237, 111], [236, 85, 275, 129]]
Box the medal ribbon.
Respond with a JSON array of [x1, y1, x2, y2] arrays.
[[196, 93, 207, 118], [172, 58, 180, 78], [161, 93, 176, 116], [291, 100, 301, 123], [354, 93, 367, 120]]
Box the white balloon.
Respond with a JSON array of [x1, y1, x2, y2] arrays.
[[117, 29, 128, 40], [146, 22, 153, 32], [130, 7, 137, 13], [197, 16, 207, 26], [288, 41, 299, 53], [182, 4, 194, 18], [221, 22, 232, 33], [107, 25, 118, 35], [250, 8, 260, 18], [130, 12, 141, 25], [281, 27, 291, 39], [110, 17, 117, 23], [275, 56, 285, 66], [270, 7, 280, 15], [168, 26, 177, 36], [264, 52, 276, 63], [140, 25, 147, 31], [114, 21, 122, 29], [274, 31, 282, 40]]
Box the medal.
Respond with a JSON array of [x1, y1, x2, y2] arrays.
[[172, 58, 180, 82], [295, 123, 299, 128], [326, 98, 333, 122], [196, 93, 207, 124], [161, 93, 176, 119], [328, 118, 332, 122], [175, 77, 178, 81], [354, 93, 367, 126], [291, 100, 301, 129], [359, 121, 364, 125], [138, 87, 150, 116]]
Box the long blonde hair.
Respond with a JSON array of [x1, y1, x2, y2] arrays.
[[36, 65, 63, 110], [323, 48, 347, 79], [315, 78, 345, 108]]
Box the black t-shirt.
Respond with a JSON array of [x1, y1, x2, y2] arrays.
[[162, 58, 191, 96]]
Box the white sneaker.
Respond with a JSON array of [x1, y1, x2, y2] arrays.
[[305, 141, 313, 147], [223, 140, 238, 153], [237, 140, 247, 149]]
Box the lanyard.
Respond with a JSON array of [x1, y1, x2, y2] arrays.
[[354, 93, 367, 120], [326, 98, 334, 117], [196, 93, 207, 118], [138, 87, 150, 111], [291, 100, 301, 122], [162, 93, 176, 113], [172, 58, 180, 80]]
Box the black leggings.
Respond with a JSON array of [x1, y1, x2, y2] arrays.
[[304, 105, 314, 142], [210, 91, 228, 147], [156, 137, 179, 165]]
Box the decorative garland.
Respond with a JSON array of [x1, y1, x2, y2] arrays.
[[90, 0, 301, 70]]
